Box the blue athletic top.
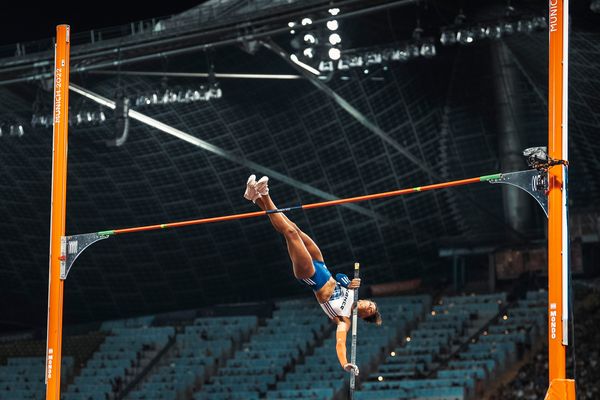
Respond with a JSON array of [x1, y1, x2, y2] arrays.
[[298, 260, 355, 319], [320, 282, 354, 319]]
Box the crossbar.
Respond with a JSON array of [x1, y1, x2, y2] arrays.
[[96, 174, 500, 237]]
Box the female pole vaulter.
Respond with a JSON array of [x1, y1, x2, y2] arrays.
[[244, 175, 382, 374]]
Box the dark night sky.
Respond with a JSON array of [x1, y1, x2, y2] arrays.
[[0, 2, 203, 46]]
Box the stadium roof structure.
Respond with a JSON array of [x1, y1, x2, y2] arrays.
[[0, 0, 598, 330]]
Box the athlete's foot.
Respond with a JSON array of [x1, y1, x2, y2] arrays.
[[255, 176, 269, 197], [243, 174, 262, 203]]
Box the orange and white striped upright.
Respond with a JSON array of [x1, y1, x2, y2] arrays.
[[545, 0, 575, 398], [45, 25, 70, 400]]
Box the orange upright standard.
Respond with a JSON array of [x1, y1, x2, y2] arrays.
[[46, 25, 70, 400], [43, 5, 577, 397], [545, 0, 575, 399]]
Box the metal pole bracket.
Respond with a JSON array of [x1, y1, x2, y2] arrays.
[[488, 169, 549, 217], [59, 232, 110, 280]]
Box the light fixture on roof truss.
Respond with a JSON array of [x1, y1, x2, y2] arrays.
[[0, 123, 25, 137], [407, 42, 420, 58], [485, 24, 503, 40], [13, 124, 25, 137], [133, 84, 222, 107], [419, 40, 437, 58], [346, 54, 364, 67], [31, 114, 52, 128], [326, 20, 339, 31], [303, 32, 318, 44], [365, 52, 383, 65], [516, 19, 534, 33], [390, 48, 409, 62], [473, 25, 487, 40], [440, 29, 456, 45], [328, 47, 341, 60], [302, 47, 315, 59], [318, 60, 334, 72], [456, 28, 475, 45], [501, 20, 516, 35], [532, 16, 547, 29], [328, 33, 342, 45]]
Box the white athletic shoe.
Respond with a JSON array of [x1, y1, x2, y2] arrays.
[[243, 174, 259, 202], [255, 176, 269, 197]]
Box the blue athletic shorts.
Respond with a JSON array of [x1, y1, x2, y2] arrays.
[[298, 260, 332, 291]]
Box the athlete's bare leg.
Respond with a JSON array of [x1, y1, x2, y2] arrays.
[[255, 196, 324, 262], [254, 195, 316, 279]]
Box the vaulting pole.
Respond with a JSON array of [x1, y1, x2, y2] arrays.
[[545, 0, 575, 398], [349, 262, 360, 400], [45, 25, 70, 400]]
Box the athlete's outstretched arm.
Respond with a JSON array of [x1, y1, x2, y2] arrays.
[[335, 319, 359, 375]]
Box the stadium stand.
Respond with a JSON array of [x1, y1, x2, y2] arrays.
[[194, 299, 329, 400], [0, 291, 568, 400], [127, 315, 257, 400], [268, 295, 430, 400], [491, 284, 599, 400], [0, 356, 74, 400], [62, 315, 174, 400], [358, 292, 511, 400]]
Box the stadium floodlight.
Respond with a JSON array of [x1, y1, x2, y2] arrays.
[[407, 43, 420, 58], [326, 20, 339, 31], [10, 124, 24, 137], [346, 55, 364, 67], [420, 41, 436, 58], [485, 25, 503, 39], [501, 21, 515, 35], [318, 60, 335, 71], [207, 86, 222, 100], [456, 28, 475, 44], [303, 33, 317, 44], [532, 16, 547, 29], [337, 57, 350, 70], [474, 25, 487, 40], [517, 19, 534, 33], [329, 33, 342, 45], [440, 29, 456, 45], [328, 8, 340, 16], [365, 52, 383, 65], [390, 47, 410, 62], [302, 47, 315, 59], [328, 47, 341, 60], [301, 17, 312, 26]]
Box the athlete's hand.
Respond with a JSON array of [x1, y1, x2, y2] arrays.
[[348, 278, 361, 289], [344, 363, 360, 375]]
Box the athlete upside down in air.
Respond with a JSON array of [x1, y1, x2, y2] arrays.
[[244, 175, 382, 375]]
